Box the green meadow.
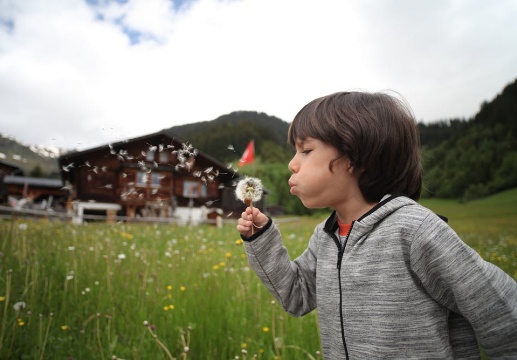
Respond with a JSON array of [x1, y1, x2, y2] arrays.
[[1, 189, 516, 359]]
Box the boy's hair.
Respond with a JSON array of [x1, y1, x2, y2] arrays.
[[288, 91, 422, 202]]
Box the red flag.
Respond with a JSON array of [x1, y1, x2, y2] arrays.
[[238, 140, 255, 167]]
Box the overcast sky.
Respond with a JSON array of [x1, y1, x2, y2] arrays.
[[1, 0, 516, 151]]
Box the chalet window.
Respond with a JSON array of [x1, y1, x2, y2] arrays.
[[183, 180, 207, 198], [146, 150, 155, 162], [159, 151, 168, 163], [136, 172, 161, 187]]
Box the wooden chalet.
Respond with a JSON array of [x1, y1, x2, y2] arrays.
[[58, 130, 263, 223], [0, 159, 24, 176], [0, 159, 67, 209]]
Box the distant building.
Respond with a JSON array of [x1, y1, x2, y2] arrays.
[[0, 159, 66, 208], [58, 130, 264, 224]]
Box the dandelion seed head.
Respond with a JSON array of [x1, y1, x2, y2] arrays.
[[235, 177, 263, 205], [13, 301, 26, 312]]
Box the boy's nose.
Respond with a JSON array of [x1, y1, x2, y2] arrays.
[[288, 158, 298, 173]]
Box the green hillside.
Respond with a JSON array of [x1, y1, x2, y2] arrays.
[[166, 111, 292, 164], [422, 78, 517, 199]]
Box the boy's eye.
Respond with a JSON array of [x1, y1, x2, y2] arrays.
[[301, 149, 312, 155]]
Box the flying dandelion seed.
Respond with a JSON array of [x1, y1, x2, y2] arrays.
[[62, 163, 74, 172], [205, 199, 219, 207], [109, 144, 116, 155], [227, 145, 235, 152]]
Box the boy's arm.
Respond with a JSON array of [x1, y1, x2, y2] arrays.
[[240, 217, 318, 317], [410, 213, 517, 357]]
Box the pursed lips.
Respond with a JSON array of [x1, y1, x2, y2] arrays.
[[288, 180, 296, 194]]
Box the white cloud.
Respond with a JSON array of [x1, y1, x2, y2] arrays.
[[0, 0, 516, 150]]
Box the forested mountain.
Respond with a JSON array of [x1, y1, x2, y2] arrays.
[[422, 78, 517, 199], [166, 111, 293, 163]]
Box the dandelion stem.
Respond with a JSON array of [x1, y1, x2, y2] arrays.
[[146, 326, 174, 360], [271, 302, 280, 359], [0, 270, 12, 352], [249, 201, 255, 235], [96, 314, 105, 360], [38, 314, 53, 360]]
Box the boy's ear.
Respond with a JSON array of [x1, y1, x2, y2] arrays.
[[346, 159, 355, 173]]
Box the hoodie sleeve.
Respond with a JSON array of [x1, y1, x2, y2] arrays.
[[410, 213, 517, 358], [242, 220, 318, 317]]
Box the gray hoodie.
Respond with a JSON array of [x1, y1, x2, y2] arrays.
[[242, 195, 517, 359]]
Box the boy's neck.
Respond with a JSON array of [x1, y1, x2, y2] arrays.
[[335, 197, 378, 224]]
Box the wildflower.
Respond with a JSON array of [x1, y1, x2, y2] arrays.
[[13, 301, 26, 312], [17, 318, 24, 326], [225, 252, 232, 258], [0, 296, 5, 302], [61, 325, 69, 331], [68, 246, 75, 251], [143, 320, 149, 326], [117, 253, 126, 259], [180, 286, 186, 291], [262, 326, 269, 332], [18, 223, 27, 230], [235, 177, 263, 206], [235, 239, 243, 245], [241, 343, 248, 349], [163, 306, 169, 311], [167, 285, 173, 291], [213, 265, 220, 271]]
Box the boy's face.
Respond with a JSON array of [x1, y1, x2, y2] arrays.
[[288, 137, 360, 210]]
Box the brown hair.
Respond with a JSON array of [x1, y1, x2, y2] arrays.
[[288, 91, 422, 202]]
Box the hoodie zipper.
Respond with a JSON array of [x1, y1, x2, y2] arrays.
[[332, 221, 354, 360]]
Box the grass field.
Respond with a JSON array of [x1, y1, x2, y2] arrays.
[[1, 189, 516, 359]]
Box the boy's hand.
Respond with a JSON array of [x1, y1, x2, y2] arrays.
[[236, 207, 268, 237]]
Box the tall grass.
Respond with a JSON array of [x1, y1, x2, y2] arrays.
[[0, 219, 321, 359], [1, 189, 516, 359]]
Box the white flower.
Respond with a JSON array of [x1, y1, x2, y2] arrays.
[[117, 253, 126, 259], [13, 301, 26, 312], [235, 177, 263, 205], [18, 223, 27, 231]]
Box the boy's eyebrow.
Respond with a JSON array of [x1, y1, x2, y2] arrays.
[[295, 137, 315, 147]]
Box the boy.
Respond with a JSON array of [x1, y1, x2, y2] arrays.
[[236, 91, 517, 358]]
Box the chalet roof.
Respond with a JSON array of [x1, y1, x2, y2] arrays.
[[0, 159, 24, 174], [4, 175, 63, 188], [58, 129, 237, 178]]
